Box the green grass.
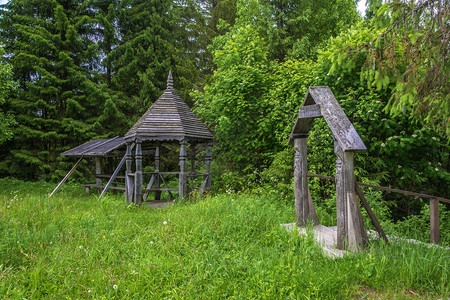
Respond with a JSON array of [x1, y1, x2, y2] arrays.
[[0, 179, 448, 299]]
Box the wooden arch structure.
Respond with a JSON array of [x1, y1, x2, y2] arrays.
[[124, 71, 214, 205], [289, 86, 372, 252]]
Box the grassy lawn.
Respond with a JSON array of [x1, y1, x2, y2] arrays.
[[0, 179, 448, 299]]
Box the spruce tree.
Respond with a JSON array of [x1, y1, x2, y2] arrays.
[[0, 0, 111, 179]]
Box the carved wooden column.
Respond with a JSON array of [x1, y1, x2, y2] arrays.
[[154, 142, 161, 201], [179, 140, 187, 199], [95, 157, 102, 187], [125, 143, 133, 204], [334, 140, 347, 250], [205, 143, 212, 191], [294, 136, 309, 226], [134, 139, 143, 205], [188, 143, 196, 194]]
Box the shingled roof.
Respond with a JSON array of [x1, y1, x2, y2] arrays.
[[124, 71, 213, 143], [60, 136, 126, 157], [289, 86, 366, 152]]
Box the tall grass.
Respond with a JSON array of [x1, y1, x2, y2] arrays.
[[0, 179, 448, 299]]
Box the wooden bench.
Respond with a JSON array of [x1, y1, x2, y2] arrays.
[[82, 184, 125, 194]]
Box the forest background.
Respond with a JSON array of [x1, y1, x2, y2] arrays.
[[0, 0, 448, 229]]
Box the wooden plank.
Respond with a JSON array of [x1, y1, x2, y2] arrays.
[[49, 157, 83, 197], [308, 87, 366, 152], [142, 188, 178, 192], [430, 199, 440, 244], [83, 184, 125, 191], [355, 185, 389, 244], [298, 104, 322, 119]]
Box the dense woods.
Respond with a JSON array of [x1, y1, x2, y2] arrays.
[[0, 0, 448, 221]]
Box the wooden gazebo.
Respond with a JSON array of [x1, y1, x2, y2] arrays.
[[124, 71, 214, 205], [50, 137, 130, 197]]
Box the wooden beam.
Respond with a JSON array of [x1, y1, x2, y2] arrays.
[[430, 199, 440, 244], [49, 157, 83, 197], [355, 185, 389, 244], [347, 192, 364, 252], [99, 152, 128, 199], [298, 104, 322, 119]]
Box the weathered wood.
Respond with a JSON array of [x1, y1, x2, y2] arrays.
[[179, 140, 187, 199], [124, 72, 213, 143], [99, 151, 129, 199], [125, 143, 134, 204], [347, 192, 364, 252], [307, 172, 450, 204], [134, 139, 143, 205], [83, 184, 125, 191], [355, 185, 389, 244], [298, 104, 322, 119], [308, 87, 366, 152], [142, 175, 156, 202], [159, 174, 175, 200], [205, 143, 212, 191], [49, 157, 83, 197], [154, 144, 161, 201], [430, 198, 440, 244], [335, 142, 347, 250], [95, 157, 103, 186], [307, 186, 320, 225], [294, 138, 309, 226]]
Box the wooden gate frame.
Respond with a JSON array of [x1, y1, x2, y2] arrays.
[[289, 86, 369, 252]]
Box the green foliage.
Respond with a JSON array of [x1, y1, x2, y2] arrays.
[[0, 47, 17, 144], [0, 180, 448, 298], [312, 22, 449, 218]]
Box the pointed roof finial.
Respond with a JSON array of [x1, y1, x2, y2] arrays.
[[167, 70, 173, 89]]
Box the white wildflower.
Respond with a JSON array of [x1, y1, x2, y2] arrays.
[[381, 143, 385, 147], [113, 284, 117, 290], [412, 134, 417, 138], [435, 168, 439, 171], [163, 221, 167, 225]]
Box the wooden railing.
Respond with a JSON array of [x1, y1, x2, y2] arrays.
[[307, 173, 450, 244]]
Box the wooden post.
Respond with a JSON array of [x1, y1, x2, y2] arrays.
[[95, 157, 102, 187], [188, 143, 196, 194], [154, 143, 161, 201], [205, 143, 212, 191], [179, 140, 187, 199], [49, 157, 83, 197], [294, 137, 309, 226], [125, 142, 133, 204], [335, 141, 347, 250], [347, 192, 363, 252], [134, 139, 143, 205], [430, 198, 440, 244], [343, 151, 365, 251]]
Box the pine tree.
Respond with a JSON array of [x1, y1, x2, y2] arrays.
[[0, 0, 111, 179]]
